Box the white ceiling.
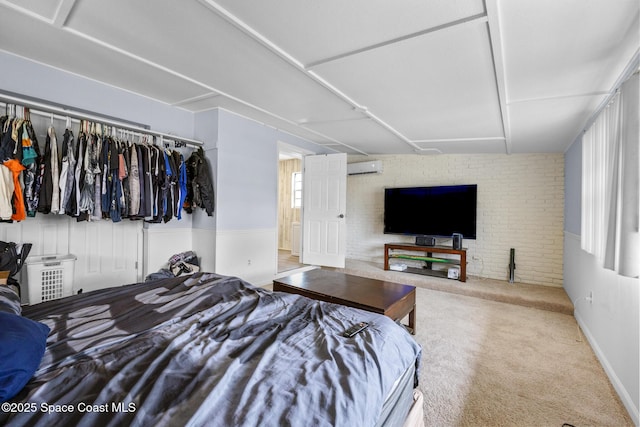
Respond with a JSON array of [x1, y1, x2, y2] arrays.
[[0, 0, 638, 155]]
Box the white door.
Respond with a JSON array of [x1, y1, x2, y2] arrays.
[[302, 153, 347, 268], [69, 220, 142, 293]]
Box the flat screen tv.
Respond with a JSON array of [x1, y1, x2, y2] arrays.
[[384, 184, 477, 239]]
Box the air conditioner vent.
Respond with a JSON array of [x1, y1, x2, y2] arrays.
[[347, 160, 383, 175]]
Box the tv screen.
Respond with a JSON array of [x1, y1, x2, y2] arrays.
[[384, 184, 477, 239]]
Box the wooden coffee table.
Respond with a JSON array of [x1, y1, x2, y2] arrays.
[[273, 269, 416, 334]]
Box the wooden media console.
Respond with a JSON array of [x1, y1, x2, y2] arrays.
[[384, 243, 467, 282]]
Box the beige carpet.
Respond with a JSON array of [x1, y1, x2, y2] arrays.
[[338, 259, 574, 315], [329, 260, 633, 426]]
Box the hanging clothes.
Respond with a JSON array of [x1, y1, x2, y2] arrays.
[[49, 126, 60, 214], [4, 159, 26, 221], [0, 106, 209, 224], [133, 143, 146, 218], [91, 134, 103, 221], [37, 126, 54, 214], [21, 121, 42, 217], [69, 131, 85, 218], [0, 117, 23, 221], [161, 149, 175, 223], [118, 141, 129, 218], [100, 135, 110, 217], [0, 164, 14, 220], [59, 129, 75, 215], [12, 119, 24, 163], [0, 118, 27, 221], [107, 137, 122, 222], [186, 147, 214, 216], [174, 151, 187, 220], [128, 143, 140, 216], [79, 133, 98, 220], [0, 118, 18, 162]]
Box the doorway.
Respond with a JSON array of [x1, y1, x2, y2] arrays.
[[277, 149, 304, 273]]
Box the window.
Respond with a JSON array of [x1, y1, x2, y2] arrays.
[[581, 72, 638, 278], [291, 172, 302, 209]]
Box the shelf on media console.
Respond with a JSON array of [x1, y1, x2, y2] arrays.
[[388, 254, 460, 265]]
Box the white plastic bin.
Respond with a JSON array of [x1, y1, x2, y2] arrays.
[[25, 254, 76, 304]]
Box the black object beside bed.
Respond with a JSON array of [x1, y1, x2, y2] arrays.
[[1, 273, 421, 427]]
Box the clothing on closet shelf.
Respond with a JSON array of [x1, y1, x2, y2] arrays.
[[0, 110, 213, 223]]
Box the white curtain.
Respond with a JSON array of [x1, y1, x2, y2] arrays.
[[581, 72, 639, 278]]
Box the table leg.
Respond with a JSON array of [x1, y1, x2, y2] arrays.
[[408, 304, 416, 335]]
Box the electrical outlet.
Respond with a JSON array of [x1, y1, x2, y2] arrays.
[[586, 291, 593, 303], [247, 259, 252, 266]]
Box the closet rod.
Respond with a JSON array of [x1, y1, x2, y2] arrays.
[[0, 92, 203, 147]]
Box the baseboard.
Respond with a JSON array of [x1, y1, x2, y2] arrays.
[[575, 310, 639, 425]]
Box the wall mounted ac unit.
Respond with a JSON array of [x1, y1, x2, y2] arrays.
[[347, 160, 383, 175]]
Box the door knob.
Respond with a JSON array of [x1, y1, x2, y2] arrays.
[[338, 214, 344, 218]]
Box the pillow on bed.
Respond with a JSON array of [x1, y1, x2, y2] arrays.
[[0, 286, 21, 315], [0, 312, 50, 403]]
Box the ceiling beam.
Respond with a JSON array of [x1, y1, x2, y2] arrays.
[[485, 0, 512, 154], [197, 0, 415, 154], [52, 0, 77, 28], [306, 13, 489, 70]]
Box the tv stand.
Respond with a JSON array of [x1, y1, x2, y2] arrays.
[[384, 243, 466, 282]]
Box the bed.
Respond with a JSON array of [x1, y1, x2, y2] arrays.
[[0, 272, 422, 427]]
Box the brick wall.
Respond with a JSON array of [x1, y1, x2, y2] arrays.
[[346, 154, 565, 286]]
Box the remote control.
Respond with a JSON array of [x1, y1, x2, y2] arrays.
[[342, 322, 369, 337]]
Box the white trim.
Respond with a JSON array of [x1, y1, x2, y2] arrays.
[[575, 311, 639, 425]]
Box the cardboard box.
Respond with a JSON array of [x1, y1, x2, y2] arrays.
[[0, 270, 9, 285]]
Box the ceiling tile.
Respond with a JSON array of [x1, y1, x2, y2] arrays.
[[304, 118, 413, 154], [312, 21, 504, 142], [0, 0, 635, 155], [508, 95, 607, 152], [4, 0, 60, 21], [65, 0, 364, 125], [211, 97, 342, 147], [501, 0, 640, 102], [0, 8, 211, 104], [213, 0, 485, 65]]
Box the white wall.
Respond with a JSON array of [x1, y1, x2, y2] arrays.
[[564, 233, 639, 424], [194, 109, 331, 285], [563, 138, 639, 424], [347, 153, 565, 286]]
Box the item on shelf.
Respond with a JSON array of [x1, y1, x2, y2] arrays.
[[447, 267, 460, 280], [389, 263, 408, 271], [452, 233, 463, 250]]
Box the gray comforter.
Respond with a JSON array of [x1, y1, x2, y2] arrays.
[[2, 273, 421, 427]]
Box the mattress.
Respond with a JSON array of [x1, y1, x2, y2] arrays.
[[2, 272, 421, 427]]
